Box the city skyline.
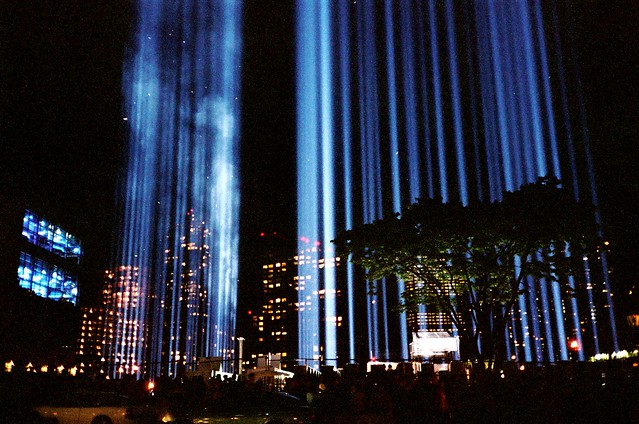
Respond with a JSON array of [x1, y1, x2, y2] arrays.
[[2, 0, 638, 368]]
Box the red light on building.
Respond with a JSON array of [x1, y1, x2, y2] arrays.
[[569, 339, 580, 351]]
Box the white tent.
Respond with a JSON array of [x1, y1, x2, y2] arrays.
[[409, 331, 459, 359]]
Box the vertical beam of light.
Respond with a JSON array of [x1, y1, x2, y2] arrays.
[[518, 295, 532, 362], [496, 4, 524, 189], [531, 2, 561, 178], [562, 4, 619, 352], [506, 309, 518, 361], [551, 278, 569, 361], [568, 274, 586, 361], [107, 0, 242, 378], [549, 2, 579, 190], [382, 0, 401, 360], [415, 3, 434, 199], [485, 2, 515, 192], [391, 0, 411, 361], [318, 0, 337, 368], [397, 0, 421, 202], [367, 282, 379, 360], [538, 274, 555, 361], [407, 4, 431, 334], [583, 258, 601, 354], [473, 5, 503, 200], [296, 0, 339, 369], [355, 0, 379, 361], [548, 245, 568, 361], [526, 275, 543, 362], [508, 5, 535, 184], [428, 1, 448, 201], [444, 1, 468, 205], [565, 245, 585, 361], [337, 0, 356, 364], [461, 1, 485, 202], [383, 1, 402, 212], [295, 1, 617, 366], [515, 256, 532, 361], [514, 1, 548, 179], [381, 278, 390, 360], [296, 0, 321, 369]]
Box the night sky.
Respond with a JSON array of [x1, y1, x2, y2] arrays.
[[1, 1, 637, 313]]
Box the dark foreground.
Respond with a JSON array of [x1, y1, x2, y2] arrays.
[[1, 361, 638, 423]]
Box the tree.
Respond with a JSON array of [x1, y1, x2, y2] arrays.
[[332, 177, 600, 364]]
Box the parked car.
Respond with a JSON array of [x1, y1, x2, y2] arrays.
[[35, 391, 135, 424], [162, 391, 315, 424]]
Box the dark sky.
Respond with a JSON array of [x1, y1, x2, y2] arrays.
[[1, 1, 637, 307]]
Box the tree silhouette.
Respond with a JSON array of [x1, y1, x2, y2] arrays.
[[333, 177, 600, 364]]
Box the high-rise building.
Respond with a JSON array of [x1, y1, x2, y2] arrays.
[[246, 232, 298, 369], [248, 233, 345, 370], [295, 1, 618, 365], [254, 256, 297, 366], [77, 306, 105, 375], [102, 266, 145, 376], [296, 243, 344, 368], [403, 276, 455, 335]]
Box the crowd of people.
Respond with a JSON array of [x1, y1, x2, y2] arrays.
[[2, 360, 639, 423], [142, 360, 639, 423]]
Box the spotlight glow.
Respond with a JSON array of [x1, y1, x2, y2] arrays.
[[296, 1, 617, 365], [105, 0, 242, 378]]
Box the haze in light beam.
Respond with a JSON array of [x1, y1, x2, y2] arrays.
[[105, 0, 242, 378]]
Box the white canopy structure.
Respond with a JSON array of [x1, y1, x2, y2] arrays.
[[409, 331, 460, 359]]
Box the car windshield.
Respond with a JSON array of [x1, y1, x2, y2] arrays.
[[200, 391, 305, 416], [39, 391, 130, 408]]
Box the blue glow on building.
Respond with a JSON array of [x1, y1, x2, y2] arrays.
[[18, 210, 80, 305], [18, 252, 79, 305], [105, 0, 242, 378], [22, 210, 82, 259], [295, 1, 617, 365]]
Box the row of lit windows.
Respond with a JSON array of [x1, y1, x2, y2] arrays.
[[18, 252, 78, 305], [22, 210, 82, 259], [263, 262, 288, 269]]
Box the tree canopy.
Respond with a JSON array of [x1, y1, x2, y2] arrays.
[[332, 177, 600, 363]]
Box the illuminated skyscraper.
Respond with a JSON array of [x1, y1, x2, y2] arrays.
[[102, 266, 145, 376], [296, 243, 344, 367], [296, 1, 618, 365], [254, 251, 297, 365], [105, 0, 242, 378], [77, 306, 105, 375], [250, 233, 345, 370], [403, 276, 455, 335], [155, 211, 211, 376]]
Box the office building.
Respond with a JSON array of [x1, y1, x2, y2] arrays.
[[1, 209, 82, 365]]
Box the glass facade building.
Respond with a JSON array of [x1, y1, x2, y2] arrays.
[[18, 210, 81, 305]]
